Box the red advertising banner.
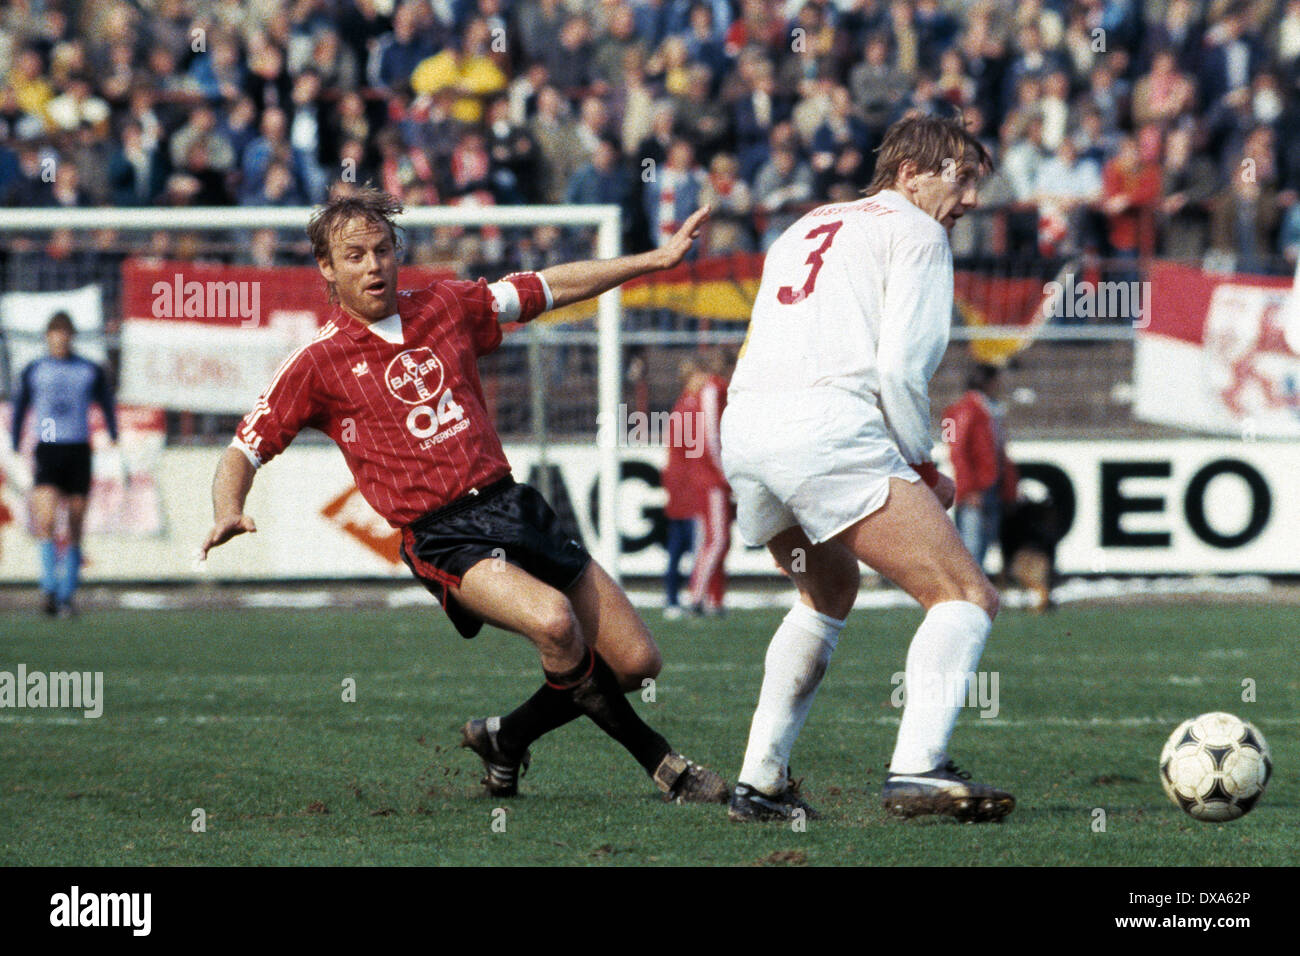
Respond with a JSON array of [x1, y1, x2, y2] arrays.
[[120, 255, 1055, 412], [121, 260, 458, 328], [119, 260, 456, 413]]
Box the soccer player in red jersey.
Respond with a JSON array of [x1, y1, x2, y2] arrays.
[[199, 187, 727, 804]]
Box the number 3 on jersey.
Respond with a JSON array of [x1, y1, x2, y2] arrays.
[[777, 220, 843, 305]]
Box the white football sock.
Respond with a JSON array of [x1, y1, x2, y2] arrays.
[[738, 601, 845, 794], [889, 600, 992, 774]]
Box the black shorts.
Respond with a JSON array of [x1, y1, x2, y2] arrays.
[[33, 442, 92, 495], [400, 474, 592, 638]]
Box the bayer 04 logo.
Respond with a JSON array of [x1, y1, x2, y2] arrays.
[[1159, 711, 1272, 822]]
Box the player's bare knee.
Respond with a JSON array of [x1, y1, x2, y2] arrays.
[[826, 561, 861, 616], [629, 645, 662, 682], [965, 579, 1000, 621], [644, 639, 664, 678], [802, 585, 854, 622], [919, 571, 996, 620], [529, 599, 581, 653], [800, 559, 859, 620], [613, 615, 660, 681]]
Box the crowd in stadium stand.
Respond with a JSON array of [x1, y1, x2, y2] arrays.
[[3, 0, 1300, 277]]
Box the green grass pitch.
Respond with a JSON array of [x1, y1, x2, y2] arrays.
[[1, 601, 1295, 866]]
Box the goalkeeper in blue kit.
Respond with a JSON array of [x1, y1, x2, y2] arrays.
[[10, 312, 117, 617]]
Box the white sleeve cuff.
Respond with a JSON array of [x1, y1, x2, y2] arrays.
[[489, 274, 554, 323], [230, 438, 261, 469], [488, 280, 522, 323]]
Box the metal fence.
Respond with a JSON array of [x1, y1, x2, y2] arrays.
[[0, 237, 1207, 444]]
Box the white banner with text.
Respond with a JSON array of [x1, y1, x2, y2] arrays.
[[0, 439, 1294, 582]]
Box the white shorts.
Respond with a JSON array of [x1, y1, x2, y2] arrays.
[[720, 387, 919, 547]]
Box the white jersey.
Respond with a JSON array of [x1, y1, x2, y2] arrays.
[[730, 188, 954, 465]]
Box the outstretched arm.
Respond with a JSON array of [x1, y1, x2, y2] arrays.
[[199, 445, 259, 559], [538, 207, 710, 309]]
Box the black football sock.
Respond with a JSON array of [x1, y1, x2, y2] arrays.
[[494, 684, 582, 758], [544, 648, 672, 775]]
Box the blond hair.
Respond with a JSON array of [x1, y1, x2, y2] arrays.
[[865, 113, 992, 196]]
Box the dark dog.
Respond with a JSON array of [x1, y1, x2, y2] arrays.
[[999, 498, 1062, 612]]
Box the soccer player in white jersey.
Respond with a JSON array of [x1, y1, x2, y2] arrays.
[[721, 114, 1014, 823]]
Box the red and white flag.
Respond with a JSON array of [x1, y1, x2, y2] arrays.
[[1135, 262, 1300, 437]]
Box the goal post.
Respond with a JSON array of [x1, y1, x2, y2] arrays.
[[0, 203, 627, 582]]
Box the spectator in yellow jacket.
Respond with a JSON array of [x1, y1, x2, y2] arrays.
[[410, 19, 507, 125]]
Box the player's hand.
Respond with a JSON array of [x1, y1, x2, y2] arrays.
[[654, 206, 711, 270], [960, 493, 983, 509], [199, 513, 257, 560], [932, 474, 956, 510]]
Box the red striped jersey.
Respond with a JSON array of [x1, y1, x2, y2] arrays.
[[232, 273, 550, 527]]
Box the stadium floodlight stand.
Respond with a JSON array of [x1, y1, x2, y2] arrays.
[[0, 204, 627, 582]]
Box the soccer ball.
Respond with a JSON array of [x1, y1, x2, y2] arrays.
[[1159, 712, 1272, 822]]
